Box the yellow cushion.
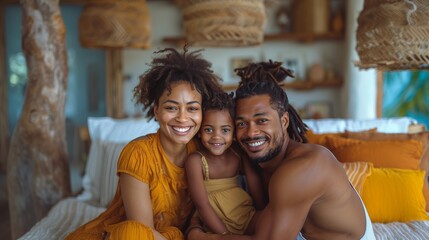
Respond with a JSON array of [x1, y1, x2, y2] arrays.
[[306, 130, 344, 145], [324, 136, 423, 170], [306, 128, 377, 146], [344, 131, 429, 211], [361, 167, 429, 223], [342, 162, 373, 194]]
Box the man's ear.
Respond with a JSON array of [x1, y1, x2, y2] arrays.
[[281, 111, 290, 130]]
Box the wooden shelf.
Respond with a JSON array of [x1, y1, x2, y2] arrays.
[[222, 79, 343, 91], [162, 36, 187, 46], [162, 32, 345, 92], [162, 32, 344, 45], [264, 32, 344, 42]]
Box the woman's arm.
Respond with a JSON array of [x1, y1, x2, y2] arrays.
[[120, 173, 167, 240], [185, 153, 228, 234]]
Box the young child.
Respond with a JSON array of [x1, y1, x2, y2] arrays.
[[185, 91, 266, 236]]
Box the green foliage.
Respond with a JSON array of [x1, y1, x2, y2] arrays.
[[383, 71, 429, 118]]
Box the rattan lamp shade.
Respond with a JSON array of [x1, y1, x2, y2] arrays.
[[355, 0, 429, 70], [79, 0, 151, 49], [182, 0, 266, 47]]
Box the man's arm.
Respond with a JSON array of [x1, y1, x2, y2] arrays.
[[185, 153, 228, 234], [189, 155, 324, 240], [263, 162, 321, 240], [241, 154, 267, 210], [188, 163, 314, 240]]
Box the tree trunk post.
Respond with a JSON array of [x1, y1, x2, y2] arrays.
[[7, 0, 71, 238]]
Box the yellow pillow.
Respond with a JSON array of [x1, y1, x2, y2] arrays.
[[306, 130, 344, 145], [325, 136, 423, 170], [343, 131, 429, 211], [342, 162, 373, 194], [306, 128, 377, 146], [361, 167, 429, 223]]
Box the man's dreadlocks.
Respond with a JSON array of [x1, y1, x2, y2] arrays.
[[234, 60, 308, 143]]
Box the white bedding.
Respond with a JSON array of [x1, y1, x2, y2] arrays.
[[19, 198, 105, 240], [19, 198, 429, 240], [303, 117, 417, 133]]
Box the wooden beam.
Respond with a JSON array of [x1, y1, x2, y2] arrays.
[[376, 69, 384, 118], [105, 49, 125, 118]]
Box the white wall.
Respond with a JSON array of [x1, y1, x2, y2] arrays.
[[122, 1, 377, 119], [342, 0, 377, 119]]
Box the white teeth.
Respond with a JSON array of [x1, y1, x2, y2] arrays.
[[248, 141, 264, 147], [173, 127, 190, 132]]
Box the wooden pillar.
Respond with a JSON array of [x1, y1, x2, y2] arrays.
[[376, 69, 384, 118], [0, 5, 9, 175], [106, 49, 125, 118], [7, 1, 71, 238]]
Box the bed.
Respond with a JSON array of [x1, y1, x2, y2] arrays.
[[20, 116, 429, 240]]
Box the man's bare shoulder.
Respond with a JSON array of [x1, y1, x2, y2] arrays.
[[270, 142, 344, 198], [282, 142, 338, 169]]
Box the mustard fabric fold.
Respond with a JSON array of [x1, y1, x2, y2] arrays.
[[198, 154, 255, 235], [203, 176, 255, 234]]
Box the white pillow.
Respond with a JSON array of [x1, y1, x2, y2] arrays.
[[303, 117, 417, 134], [78, 117, 159, 207], [99, 141, 127, 207], [87, 117, 159, 143]]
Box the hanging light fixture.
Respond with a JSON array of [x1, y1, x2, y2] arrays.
[[79, 0, 151, 49], [181, 0, 266, 47], [355, 0, 429, 70]]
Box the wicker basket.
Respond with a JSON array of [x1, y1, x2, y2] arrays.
[[182, 0, 266, 47], [79, 0, 151, 49], [356, 0, 429, 70]]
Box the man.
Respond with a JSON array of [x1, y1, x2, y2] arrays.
[[187, 61, 375, 240]]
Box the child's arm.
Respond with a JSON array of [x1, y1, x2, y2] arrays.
[[241, 154, 268, 210], [185, 153, 229, 234]]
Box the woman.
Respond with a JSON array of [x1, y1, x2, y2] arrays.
[[66, 46, 223, 240]]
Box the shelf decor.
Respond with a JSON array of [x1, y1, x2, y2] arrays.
[[275, 5, 292, 32], [78, 0, 151, 49], [356, 0, 429, 70], [181, 0, 266, 47], [291, 0, 330, 34], [222, 78, 342, 91], [305, 101, 333, 119]]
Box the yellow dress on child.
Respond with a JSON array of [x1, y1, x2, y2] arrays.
[[198, 152, 256, 235], [65, 131, 197, 240]]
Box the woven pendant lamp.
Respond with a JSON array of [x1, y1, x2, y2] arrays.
[[79, 0, 151, 49], [355, 0, 429, 70], [182, 0, 266, 47]]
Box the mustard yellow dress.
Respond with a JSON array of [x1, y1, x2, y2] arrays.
[[198, 152, 256, 235], [65, 132, 197, 240]]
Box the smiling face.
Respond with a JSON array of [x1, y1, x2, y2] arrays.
[[235, 94, 288, 165], [199, 109, 234, 156], [154, 81, 202, 147]]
